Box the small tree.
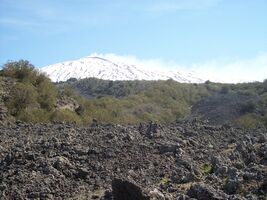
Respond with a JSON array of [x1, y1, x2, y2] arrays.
[[1, 60, 37, 83], [37, 81, 57, 111], [7, 83, 38, 115]]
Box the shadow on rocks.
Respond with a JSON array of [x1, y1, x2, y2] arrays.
[[111, 179, 149, 200]]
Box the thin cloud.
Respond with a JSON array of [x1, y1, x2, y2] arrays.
[[89, 53, 185, 72], [0, 0, 222, 28], [147, 0, 221, 12], [192, 52, 267, 83], [89, 52, 267, 83], [0, 18, 39, 28], [0, 0, 112, 32]]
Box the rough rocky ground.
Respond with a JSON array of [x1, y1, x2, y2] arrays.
[[0, 120, 266, 200]]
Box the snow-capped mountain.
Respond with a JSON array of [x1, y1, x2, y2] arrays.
[[41, 55, 203, 83]]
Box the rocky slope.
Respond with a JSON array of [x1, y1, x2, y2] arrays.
[[192, 93, 252, 125], [0, 120, 266, 199], [0, 77, 15, 120]]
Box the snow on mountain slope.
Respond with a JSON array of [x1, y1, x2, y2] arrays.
[[41, 55, 203, 83]]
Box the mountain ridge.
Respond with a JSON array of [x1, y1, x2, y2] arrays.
[[41, 56, 203, 83]]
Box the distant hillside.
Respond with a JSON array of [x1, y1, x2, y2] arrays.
[[192, 82, 267, 127], [1, 60, 267, 128], [58, 77, 267, 127]]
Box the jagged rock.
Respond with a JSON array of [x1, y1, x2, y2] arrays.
[[228, 167, 239, 179], [0, 103, 8, 120], [52, 156, 72, 170], [111, 179, 149, 200], [56, 95, 80, 112], [258, 133, 266, 143], [0, 121, 265, 199], [223, 179, 241, 195], [149, 188, 165, 200], [138, 122, 163, 138], [244, 194, 258, 200], [25, 152, 35, 161], [258, 178, 267, 195], [187, 183, 228, 200], [243, 172, 257, 181], [176, 193, 191, 200], [215, 165, 228, 177], [158, 143, 180, 154], [75, 167, 89, 179]]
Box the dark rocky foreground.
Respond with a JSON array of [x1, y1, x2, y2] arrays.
[[0, 121, 266, 200]]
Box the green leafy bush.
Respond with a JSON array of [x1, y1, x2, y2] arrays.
[[235, 114, 262, 128], [7, 83, 38, 115], [1, 60, 38, 83], [200, 163, 214, 175], [240, 101, 257, 114], [17, 108, 51, 123], [37, 80, 57, 110], [51, 109, 82, 124], [2, 60, 58, 118]]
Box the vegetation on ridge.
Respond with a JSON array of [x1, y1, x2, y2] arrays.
[[0, 60, 267, 128]]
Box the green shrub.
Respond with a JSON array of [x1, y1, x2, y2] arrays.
[[37, 81, 57, 111], [63, 85, 76, 97], [263, 115, 267, 126], [17, 108, 51, 123], [51, 109, 82, 124], [160, 177, 170, 185], [200, 163, 214, 175], [235, 114, 262, 128], [2, 60, 58, 118], [7, 83, 38, 115], [240, 100, 257, 114], [1, 60, 38, 83]]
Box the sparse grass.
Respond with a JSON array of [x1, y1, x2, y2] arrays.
[[200, 163, 214, 175], [159, 177, 170, 185]]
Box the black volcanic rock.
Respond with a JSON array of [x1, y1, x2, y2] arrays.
[[112, 179, 149, 200], [0, 121, 266, 199], [187, 183, 228, 200]]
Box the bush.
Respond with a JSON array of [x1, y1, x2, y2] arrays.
[[240, 101, 257, 114], [37, 81, 57, 111], [2, 60, 58, 116], [235, 114, 262, 128], [200, 163, 214, 175], [7, 83, 38, 115], [51, 109, 82, 124], [262, 114, 267, 127], [1, 60, 38, 83], [63, 85, 76, 97], [17, 108, 51, 123]]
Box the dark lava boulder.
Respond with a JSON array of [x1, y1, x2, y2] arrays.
[[112, 179, 149, 200], [187, 183, 228, 200]]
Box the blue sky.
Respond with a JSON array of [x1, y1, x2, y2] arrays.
[[0, 0, 267, 82]]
